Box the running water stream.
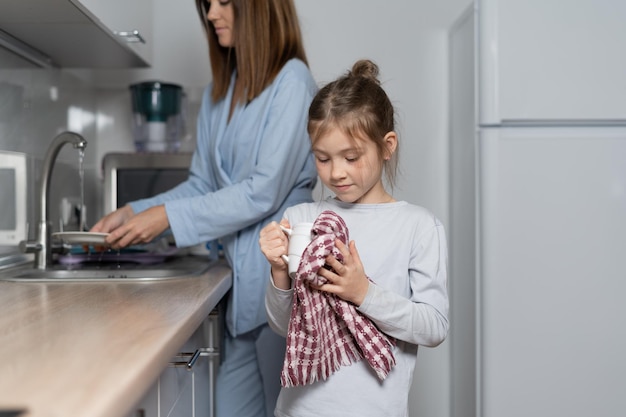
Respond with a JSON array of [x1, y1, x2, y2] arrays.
[[78, 148, 86, 232], [77, 149, 124, 267]]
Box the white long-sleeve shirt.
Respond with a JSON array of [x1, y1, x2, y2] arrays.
[[265, 198, 449, 417]]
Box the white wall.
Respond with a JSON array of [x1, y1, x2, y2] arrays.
[[449, 7, 477, 417]]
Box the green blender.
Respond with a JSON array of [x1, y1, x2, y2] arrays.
[[129, 81, 184, 152]]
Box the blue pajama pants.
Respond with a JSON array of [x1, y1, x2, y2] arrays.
[[215, 324, 285, 417]]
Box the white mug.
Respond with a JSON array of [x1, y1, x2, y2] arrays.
[[280, 222, 314, 279]]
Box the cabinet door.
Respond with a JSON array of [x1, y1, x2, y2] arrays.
[[128, 313, 219, 417], [479, 0, 626, 122], [127, 362, 197, 417], [75, 0, 152, 64], [165, 332, 213, 417]]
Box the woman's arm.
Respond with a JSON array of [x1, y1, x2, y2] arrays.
[[133, 62, 317, 247]]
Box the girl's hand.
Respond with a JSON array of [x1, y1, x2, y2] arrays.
[[259, 220, 291, 290], [312, 239, 370, 306]]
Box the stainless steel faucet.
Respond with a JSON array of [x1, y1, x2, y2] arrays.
[[20, 132, 88, 269]]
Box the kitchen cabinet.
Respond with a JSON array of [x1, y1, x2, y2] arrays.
[[0, 0, 152, 68], [75, 0, 152, 65], [130, 309, 221, 417]]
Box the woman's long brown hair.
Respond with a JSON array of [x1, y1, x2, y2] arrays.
[[195, 0, 308, 103]]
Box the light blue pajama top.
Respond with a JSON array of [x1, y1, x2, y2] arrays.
[[130, 59, 318, 336]]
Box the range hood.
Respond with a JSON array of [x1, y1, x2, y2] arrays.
[[0, 0, 148, 68]]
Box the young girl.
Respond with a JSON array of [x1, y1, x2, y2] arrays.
[[259, 59, 449, 417]]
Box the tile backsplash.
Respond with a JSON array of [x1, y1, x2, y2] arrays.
[[0, 58, 98, 244], [0, 46, 201, 252]]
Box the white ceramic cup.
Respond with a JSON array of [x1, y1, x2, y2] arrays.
[[280, 222, 314, 278]]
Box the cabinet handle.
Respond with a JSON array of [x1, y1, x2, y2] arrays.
[[115, 30, 146, 44], [187, 347, 220, 370], [168, 348, 219, 370]]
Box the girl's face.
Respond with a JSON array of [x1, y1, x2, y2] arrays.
[[206, 0, 235, 48], [312, 127, 397, 204]]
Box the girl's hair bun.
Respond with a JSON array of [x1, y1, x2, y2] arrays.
[[349, 59, 380, 84]]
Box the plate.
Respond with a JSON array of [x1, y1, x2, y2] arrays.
[[52, 232, 110, 245]]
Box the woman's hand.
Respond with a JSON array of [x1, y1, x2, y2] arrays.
[[92, 205, 170, 250], [88, 205, 135, 251], [311, 239, 370, 306], [259, 220, 291, 290], [90, 204, 134, 234]]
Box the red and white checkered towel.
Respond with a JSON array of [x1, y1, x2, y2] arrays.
[[281, 210, 396, 387]]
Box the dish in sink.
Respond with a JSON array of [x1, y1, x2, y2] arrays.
[[52, 232, 110, 246]]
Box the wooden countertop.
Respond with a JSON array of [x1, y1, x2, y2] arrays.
[[0, 260, 232, 417]]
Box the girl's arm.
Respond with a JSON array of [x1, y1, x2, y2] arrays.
[[358, 223, 450, 347], [265, 280, 293, 337], [359, 283, 449, 347]]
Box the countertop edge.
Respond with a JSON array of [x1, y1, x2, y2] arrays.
[[114, 262, 233, 417]]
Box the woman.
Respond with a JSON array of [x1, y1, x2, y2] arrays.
[[91, 1, 318, 416]]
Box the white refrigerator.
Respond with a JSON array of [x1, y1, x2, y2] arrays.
[[450, 1, 626, 416]]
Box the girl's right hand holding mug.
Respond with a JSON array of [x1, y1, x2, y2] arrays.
[[259, 220, 291, 289]]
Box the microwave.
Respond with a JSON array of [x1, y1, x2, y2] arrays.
[[102, 152, 193, 215], [0, 151, 36, 254]]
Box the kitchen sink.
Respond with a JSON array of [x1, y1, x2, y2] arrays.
[[0, 256, 215, 282]]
